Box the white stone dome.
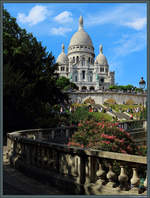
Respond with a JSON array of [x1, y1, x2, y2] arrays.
[[56, 44, 68, 64], [69, 16, 93, 48], [95, 45, 108, 65]]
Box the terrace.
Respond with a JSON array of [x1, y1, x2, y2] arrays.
[[5, 120, 147, 195]]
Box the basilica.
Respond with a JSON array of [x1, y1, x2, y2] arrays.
[[56, 16, 115, 91]]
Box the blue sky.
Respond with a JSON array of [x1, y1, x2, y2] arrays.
[[4, 3, 147, 88]]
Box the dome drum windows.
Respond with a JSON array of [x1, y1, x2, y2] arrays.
[[100, 67, 104, 72], [61, 67, 65, 71]]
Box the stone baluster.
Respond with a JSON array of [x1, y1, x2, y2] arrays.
[[85, 157, 90, 184], [37, 145, 42, 167], [70, 155, 76, 177], [144, 175, 147, 189], [130, 167, 140, 191], [106, 162, 117, 187], [31, 144, 36, 165], [118, 165, 129, 190], [96, 162, 106, 185], [41, 146, 46, 167], [25, 144, 31, 165], [52, 130, 55, 140]]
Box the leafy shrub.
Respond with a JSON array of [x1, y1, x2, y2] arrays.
[[68, 119, 141, 155]]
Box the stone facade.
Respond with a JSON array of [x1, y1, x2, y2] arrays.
[[56, 16, 115, 91]]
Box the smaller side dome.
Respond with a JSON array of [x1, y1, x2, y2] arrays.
[[56, 44, 68, 64], [95, 45, 108, 65]]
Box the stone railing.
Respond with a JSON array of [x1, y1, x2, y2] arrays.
[[118, 120, 146, 131], [6, 128, 147, 195], [7, 126, 77, 144]]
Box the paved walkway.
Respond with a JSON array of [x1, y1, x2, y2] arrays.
[[3, 147, 64, 195]]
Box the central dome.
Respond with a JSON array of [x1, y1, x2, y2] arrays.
[[69, 16, 93, 48]]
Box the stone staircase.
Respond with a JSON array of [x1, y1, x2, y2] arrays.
[[100, 104, 131, 120]]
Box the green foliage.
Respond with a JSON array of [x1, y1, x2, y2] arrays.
[[69, 106, 90, 124], [69, 106, 112, 125], [68, 120, 142, 155], [56, 76, 70, 89], [3, 9, 68, 133], [56, 76, 78, 91], [109, 84, 135, 91]]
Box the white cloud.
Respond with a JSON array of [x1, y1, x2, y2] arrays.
[[124, 18, 146, 30], [113, 32, 146, 56], [86, 5, 146, 31], [17, 5, 49, 26], [50, 27, 72, 36], [54, 11, 73, 24]]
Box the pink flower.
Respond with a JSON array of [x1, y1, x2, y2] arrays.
[[127, 145, 132, 151], [101, 140, 111, 144], [120, 149, 127, 154], [125, 131, 130, 137], [119, 128, 124, 132], [101, 133, 116, 140], [119, 139, 124, 143], [78, 123, 82, 127]]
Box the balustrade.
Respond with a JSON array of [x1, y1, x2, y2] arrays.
[[6, 126, 147, 195]]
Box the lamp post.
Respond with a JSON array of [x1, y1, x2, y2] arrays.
[[139, 77, 146, 119]]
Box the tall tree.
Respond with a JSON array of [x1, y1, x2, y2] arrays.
[[3, 9, 68, 133]]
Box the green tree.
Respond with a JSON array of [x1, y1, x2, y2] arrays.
[[3, 9, 68, 134], [56, 76, 78, 91]]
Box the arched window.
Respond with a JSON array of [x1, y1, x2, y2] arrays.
[[76, 56, 79, 63], [75, 75, 78, 82], [82, 71, 85, 79], [82, 57, 85, 66], [88, 71, 93, 82], [88, 57, 90, 63], [73, 57, 75, 63]]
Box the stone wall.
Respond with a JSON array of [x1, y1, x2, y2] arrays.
[[69, 91, 147, 105]]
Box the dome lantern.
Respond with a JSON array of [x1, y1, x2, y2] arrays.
[[100, 45, 103, 54], [79, 16, 83, 31], [62, 43, 65, 52]]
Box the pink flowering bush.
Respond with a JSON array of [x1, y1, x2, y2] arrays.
[[68, 119, 141, 155]]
